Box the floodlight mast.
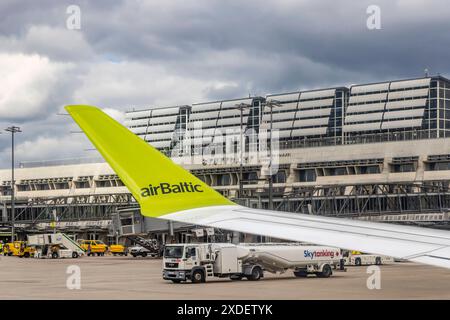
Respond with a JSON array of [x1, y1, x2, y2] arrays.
[[5, 126, 22, 242]]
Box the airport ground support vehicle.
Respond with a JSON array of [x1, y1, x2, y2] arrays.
[[78, 239, 108, 256], [130, 245, 159, 257], [126, 236, 162, 257], [28, 233, 84, 259], [342, 250, 394, 266], [3, 241, 35, 258], [110, 244, 128, 256], [162, 243, 342, 283], [2, 242, 14, 256]]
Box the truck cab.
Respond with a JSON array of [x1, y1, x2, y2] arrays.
[[163, 244, 237, 283], [162, 244, 197, 283]]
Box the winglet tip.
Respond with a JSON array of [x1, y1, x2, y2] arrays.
[[65, 104, 99, 114]]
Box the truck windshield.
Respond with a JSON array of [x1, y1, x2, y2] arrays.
[[164, 246, 184, 258]]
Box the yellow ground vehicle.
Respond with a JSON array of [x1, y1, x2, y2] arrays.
[[78, 239, 108, 256], [109, 244, 128, 256], [7, 241, 35, 258], [2, 243, 14, 256]]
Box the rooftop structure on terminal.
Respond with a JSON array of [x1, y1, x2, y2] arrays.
[[125, 75, 450, 154]]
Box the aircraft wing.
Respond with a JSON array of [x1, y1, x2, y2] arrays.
[[66, 105, 450, 269], [163, 205, 450, 269]]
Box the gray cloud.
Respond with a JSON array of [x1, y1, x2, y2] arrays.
[[0, 0, 449, 167]]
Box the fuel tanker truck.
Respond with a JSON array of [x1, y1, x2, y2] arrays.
[[162, 243, 343, 283]]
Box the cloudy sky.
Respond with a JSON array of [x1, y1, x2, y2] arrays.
[[0, 0, 449, 168]]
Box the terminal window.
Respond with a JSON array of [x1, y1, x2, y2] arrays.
[[429, 162, 450, 171], [299, 169, 316, 182], [359, 165, 381, 174], [328, 167, 347, 176], [392, 163, 416, 172]]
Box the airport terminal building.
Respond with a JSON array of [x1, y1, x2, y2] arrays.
[[1, 75, 450, 244]]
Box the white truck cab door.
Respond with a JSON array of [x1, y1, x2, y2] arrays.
[[184, 247, 198, 267]]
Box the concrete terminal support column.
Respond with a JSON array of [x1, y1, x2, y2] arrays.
[[231, 231, 240, 244], [1, 203, 6, 222], [166, 220, 175, 243], [168, 220, 174, 236]]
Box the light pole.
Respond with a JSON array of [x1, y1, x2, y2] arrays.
[[264, 100, 282, 210], [5, 126, 21, 242], [235, 103, 251, 199]]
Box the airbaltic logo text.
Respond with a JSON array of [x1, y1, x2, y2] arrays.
[[141, 182, 203, 197], [304, 249, 335, 259]]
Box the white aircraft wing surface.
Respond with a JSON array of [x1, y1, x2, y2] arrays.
[[164, 205, 450, 269]]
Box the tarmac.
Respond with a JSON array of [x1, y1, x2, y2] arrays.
[[1, 255, 449, 299]]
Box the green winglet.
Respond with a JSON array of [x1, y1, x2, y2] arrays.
[[65, 105, 235, 217]]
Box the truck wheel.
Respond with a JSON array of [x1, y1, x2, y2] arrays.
[[317, 264, 332, 278], [24, 252, 30, 258], [355, 258, 362, 266], [132, 253, 137, 258], [72, 252, 79, 259], [171, 280, 181, 283], [247, 266, 262, 281], [293, 270, 308, 278], [375, 257, 382, 265], [191, 270, 205, 283], [51, 252, 59, 259], [141, 252, 147, 258]]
